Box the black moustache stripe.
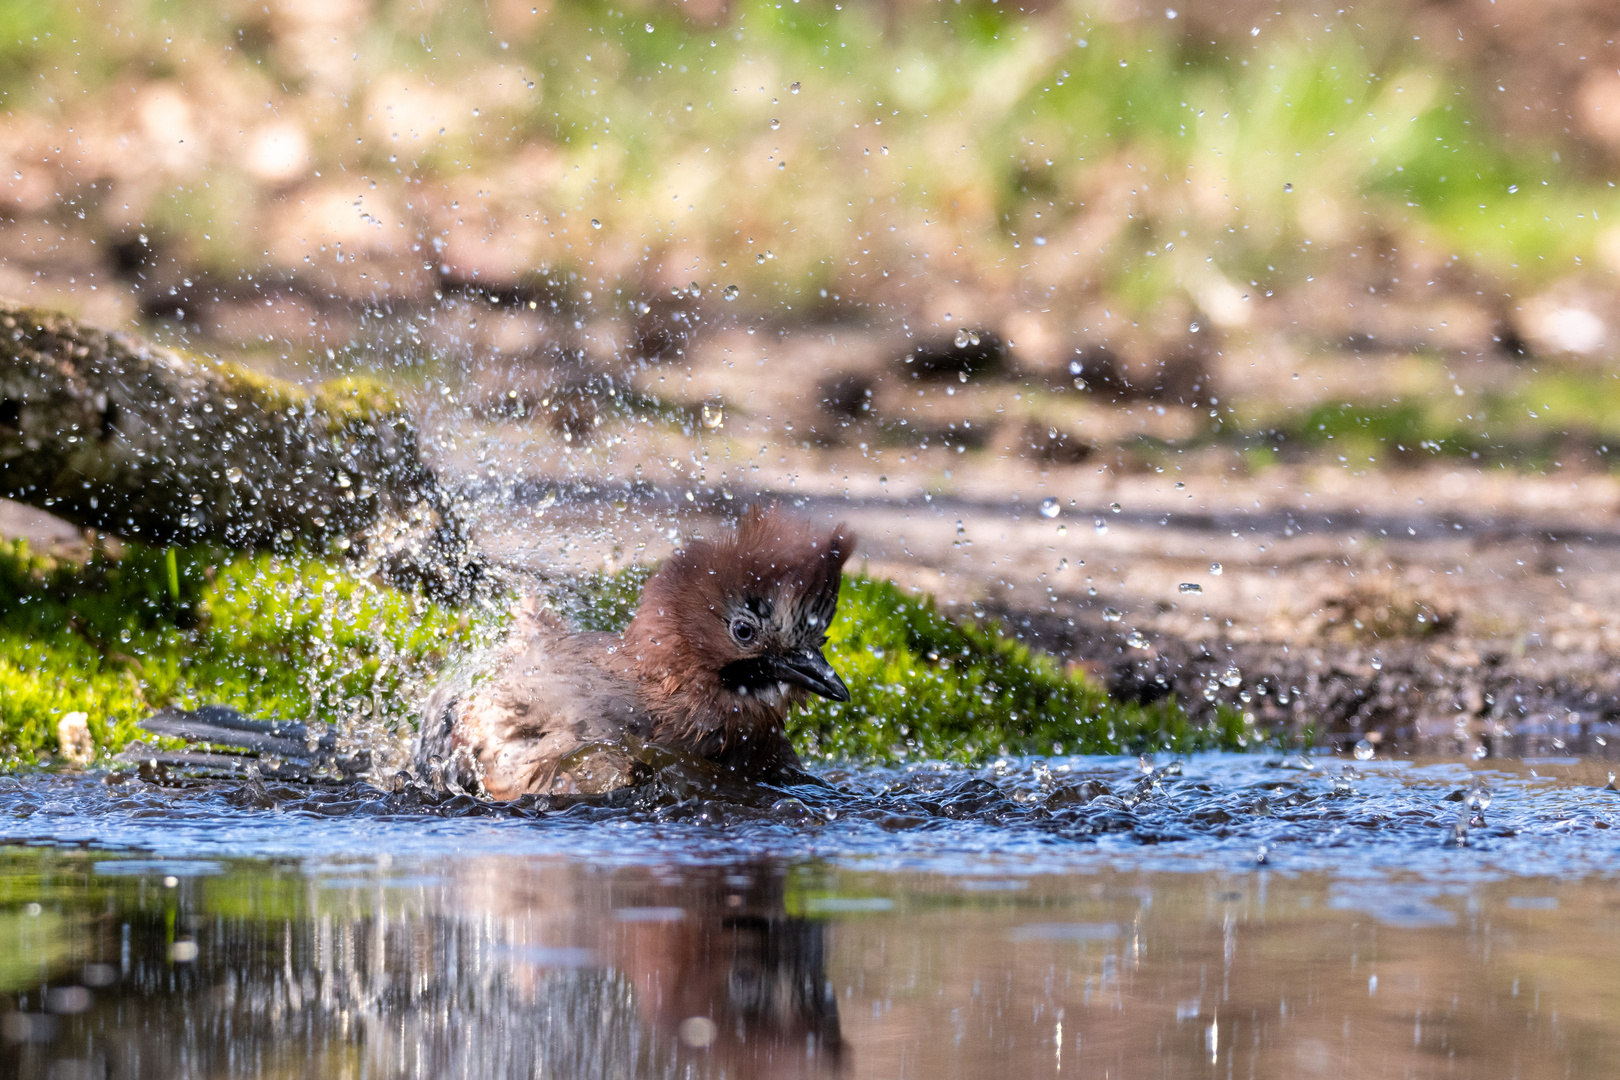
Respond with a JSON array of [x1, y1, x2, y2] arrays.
[[717, 656, 784, 693]]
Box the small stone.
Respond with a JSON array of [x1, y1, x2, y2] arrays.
[[57, 711, 94, 766]]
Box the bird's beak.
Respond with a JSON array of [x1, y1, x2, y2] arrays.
[[773, 648, 851, 702]]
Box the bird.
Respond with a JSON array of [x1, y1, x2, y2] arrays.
[[412, 504, 857, 799]]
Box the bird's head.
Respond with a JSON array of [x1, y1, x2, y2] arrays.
[[626, 505, 856, 741]]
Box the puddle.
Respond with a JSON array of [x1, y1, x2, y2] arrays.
[[2, 754, 1618, 1077]]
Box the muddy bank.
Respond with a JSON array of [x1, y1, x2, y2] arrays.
[[1003, 610, 1620, 760]]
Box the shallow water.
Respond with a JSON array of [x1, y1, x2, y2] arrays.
[[3, 753, 1619, 1078]]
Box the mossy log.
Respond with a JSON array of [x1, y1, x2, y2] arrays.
[[0, 304, 478, 596]]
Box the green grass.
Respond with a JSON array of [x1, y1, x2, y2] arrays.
[[0, 541, 1237, 771]]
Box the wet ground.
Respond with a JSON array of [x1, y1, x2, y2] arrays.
[[4, 752, 1620, 1078]]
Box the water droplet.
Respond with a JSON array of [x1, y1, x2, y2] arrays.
[[723, 284, 739, 301], [1353, 739, 1376, 761], [1039, 497, 1060, 518], [1283, 182, 1293, 192], [954, 328, 971, 348], [1219, 666, 1242, 688], [1175, 481, 1186, 490], [789, 81, 801, 93], [1209, 562, 1223, 576], [226, 467, 243, 483], [770, 118, 780, 130], [1179, 583, 1203, 594], [955, 520, 966, 536], [700, 403, 724, 430], [679, 1016, 717, 1047], [1110, 502, 1122, 513], [1125, 630, 1150, 649], [645, 22, 655, 32], [757, 253, 767, 264], [336, 472, 352, 488], [590, 218, 602, 229], [1370, 657, 1382, 670], [1094, 519, 1108, 535], [1102, 607, 1122, 622]]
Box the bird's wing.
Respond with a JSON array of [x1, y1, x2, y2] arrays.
[[437, 626, 652, 800]]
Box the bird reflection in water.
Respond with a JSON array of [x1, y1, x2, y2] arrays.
[[0, 854, 842, 1080]]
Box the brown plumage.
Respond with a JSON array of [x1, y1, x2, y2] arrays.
[[413, 506, 856, 799]]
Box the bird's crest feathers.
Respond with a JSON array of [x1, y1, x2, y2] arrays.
[[624, 505, 856, 761]]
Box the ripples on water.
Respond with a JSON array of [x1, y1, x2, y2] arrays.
[[3, 754, 1619, 1078], [4, 753, 1617, 874]]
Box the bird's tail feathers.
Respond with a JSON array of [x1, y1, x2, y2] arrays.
[[120, 704, 370, 783]]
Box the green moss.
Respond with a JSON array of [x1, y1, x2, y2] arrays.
[[550, 564, 654, 634], [798, 576, 1231, 762], [313, 375, 407, 429], [213, 357, 303, 415], [206, 361, 406, 436], [0, 540, 484, 768]]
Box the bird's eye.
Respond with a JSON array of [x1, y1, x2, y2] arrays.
[[730, 618, 756, 645]]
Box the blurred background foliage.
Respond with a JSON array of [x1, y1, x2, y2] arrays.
[[4, 0, 1620, 473], [5, 0, 1615, 305]]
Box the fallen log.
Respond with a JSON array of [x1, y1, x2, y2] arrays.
[[0, 303, 479, 597]]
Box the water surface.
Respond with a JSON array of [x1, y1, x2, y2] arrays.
[[2, 753, 1617, 1078]]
